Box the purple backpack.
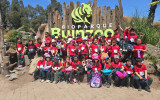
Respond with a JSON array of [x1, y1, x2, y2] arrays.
[[90, 73, 102, 88], [86, 61, 93, 68]]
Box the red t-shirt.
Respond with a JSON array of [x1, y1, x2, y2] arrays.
[[133, 44, 146, 58], [108, 45, 122, 57], [129, 34, 138, 43], [123, 30, 130, 41], [45, 61, 53, 69], [61, 43, 67, 51], [103, 63, 110, 69], [100, 45, 108, 53], [67, 44, 76, 55], [27, 45, 35, 53], [43, 46, 51, 54], [37, 60, 46, 68], [76, 38, 82, 43], [15, 43, 25, 53], [92, 63, 102, 71], [63, 62, 72, 72], [90, 44, 99, 55], [111, 62, 123, 69], [36, 42, 42, 48], [45, 36, 52, 42], [72, 61, 82, 69], [53, 62, 62, 68], [106, 37, 113, 44], [87, 38, 93, 45], [124, 65, 133, 72], [80, 43, 89, 54], [134, 64, 147, 76], [51, 46, 58, 55], [113, 33, 120, 42]]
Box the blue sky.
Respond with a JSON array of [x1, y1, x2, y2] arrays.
[[9, 0, 160, 22]]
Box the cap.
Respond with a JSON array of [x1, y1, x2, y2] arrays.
[[45, 53, 51, 58], [52, 39, 56, 43], [53, 56, 59, 59], [73, 55, 79, 58], [45, 40, 50, 43], [136, 58, 142, 62], [71, 39, 75, 42], [92, 54, 99, 60], [51, 35, 55, 38], [107, 31, 112, 34], [114, 55, 119, 59], [77, 33, 81, 36]]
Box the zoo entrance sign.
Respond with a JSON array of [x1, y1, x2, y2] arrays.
[[51, 3, 114, 38]]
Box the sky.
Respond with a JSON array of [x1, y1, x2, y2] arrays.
[[9, 0, 160, 22]]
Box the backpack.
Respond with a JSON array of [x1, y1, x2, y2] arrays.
[[86, 61, 93, 68], [127, 44, 133, 51], [90, 73, 102, 88], [102, 63, 112, 76]]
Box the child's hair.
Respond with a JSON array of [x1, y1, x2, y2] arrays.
[[81, 55, 86, 60], [111, 38, 116, 43], [92, 38, 97, 43], [101, 39, 106, 43], [130, 28, 136, 32], [17, 37, 21, 41], [37, 38, 41, 41]]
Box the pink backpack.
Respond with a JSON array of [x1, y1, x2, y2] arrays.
[[115, 71, 127, 79]]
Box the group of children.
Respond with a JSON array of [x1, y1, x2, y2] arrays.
[[15, 26, 153, 92]]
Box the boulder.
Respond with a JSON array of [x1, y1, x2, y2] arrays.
[[24, 55, 30, 66], [8, 73, 18, 81], [144, 60, 156, 74], [28, 57, 40, 75]]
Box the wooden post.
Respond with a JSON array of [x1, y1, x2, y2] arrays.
[[69, 1, 74, 30], [118, 0, 124, 28], [106, 7, 111, 29], [0, 10, 4, 73], [62, 3, 67, 32], [102, 6, 107, 30]]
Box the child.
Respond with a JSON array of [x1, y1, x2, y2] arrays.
[[82, 55, 92, 84], [63, 56, 73, 84], [67, 39, 76, 61], [92, 54, 102, 76], [123, 58, 134, 88], [132, 38, 147, 65], [108, 38, 122, 62], [33, 55, 45, 82], [87, 33, 93, 45], [41, 54, 52, 83], [71, 55, 83, 85], [113, 28, 120, 44], [36, 38, 43, 56], [45, 32, 52, 43], [79, 37, 89, 59], [76, 33, 82, 43], [15, 38, 25, 67], [61, 39, 67, 60], [43, 41, 51, 55], [26, 40, 36, 62], [52, 56, 63, 84], [111, 56, 127, 87], [51, 39, 58, 57], [102, 56, 112, 88], [133, 58, 153, 92], [129, 28, 138, 44], [106, 31, 113, 45], [89, 38, 99, 57]]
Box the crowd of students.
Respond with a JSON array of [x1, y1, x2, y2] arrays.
[[15, 26, 153, 92]]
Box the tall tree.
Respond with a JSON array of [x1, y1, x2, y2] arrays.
[[148, 0, 160, 23], [0, 0, 10, 28], [8, 0, 21, 28]]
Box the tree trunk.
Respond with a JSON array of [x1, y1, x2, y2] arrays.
[[0, 10, 4, 73], [148, 0, 158, 23]]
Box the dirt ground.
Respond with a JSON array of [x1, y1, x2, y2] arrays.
[[0, 72, 160, 100]]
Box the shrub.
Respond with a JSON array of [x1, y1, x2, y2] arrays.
[[7, 30, 22, 42], [127, 17, 160, 46], [144, 54, 158, 64]]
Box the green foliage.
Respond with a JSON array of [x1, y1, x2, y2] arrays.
[[127, 17, 160, 46], [144, 54, 158, 64], [7, 30, 22, 42]]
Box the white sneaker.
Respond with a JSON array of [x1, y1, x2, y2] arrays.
[[120, 48, 122, 51], [46, 80, 50, 83], [40, 79, 44, 83]]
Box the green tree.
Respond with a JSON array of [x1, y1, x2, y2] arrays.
[[0, 0, 10, 28], [8, 0, 22, 28], [47, 0, 62, 15]]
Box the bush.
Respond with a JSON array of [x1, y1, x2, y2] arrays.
[[7, 30, 22, 42], [127, 16, 160, 46], [144, 54, 158, 64]]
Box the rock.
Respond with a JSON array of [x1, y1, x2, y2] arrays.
[[28, 57, 40, 75], [8, 73, 18, 81], [16, 67, 24, 71], [144, 60, 156, 74], [24, 55, 30, 66], [146, 44, 160, 59]]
